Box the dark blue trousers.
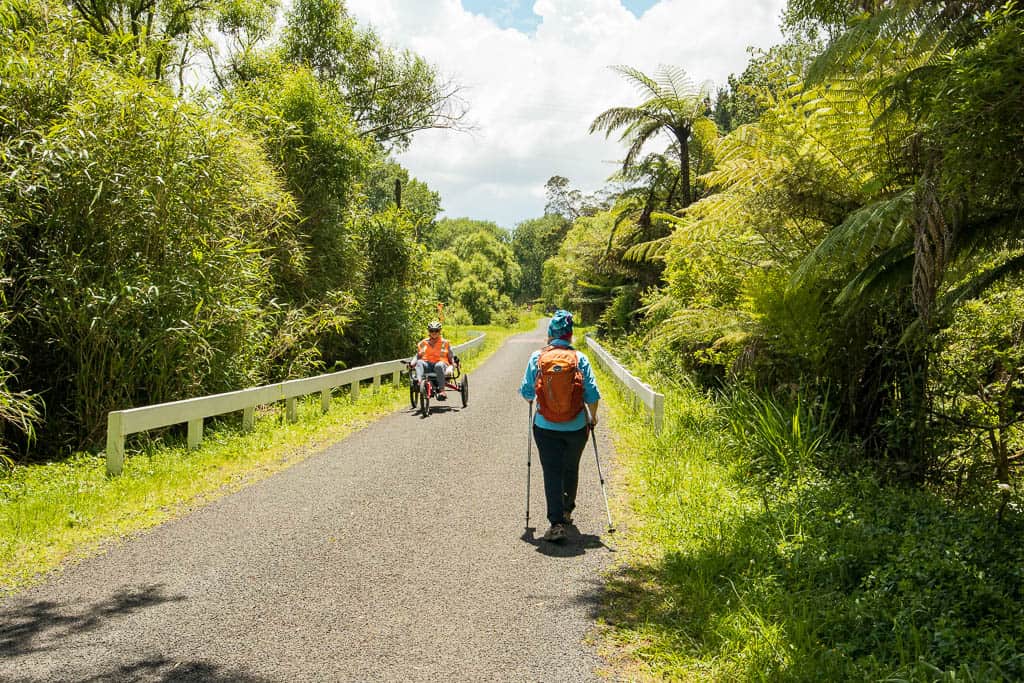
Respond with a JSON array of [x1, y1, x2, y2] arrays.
[[532, 425, 589, 525]]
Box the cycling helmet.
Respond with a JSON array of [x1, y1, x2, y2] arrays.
[[427, 321, 443, 332]]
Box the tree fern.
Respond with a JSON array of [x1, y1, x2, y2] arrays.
[[591, 64, 713, 206]]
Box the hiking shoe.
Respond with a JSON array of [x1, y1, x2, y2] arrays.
[[543, 523, 566, 542]]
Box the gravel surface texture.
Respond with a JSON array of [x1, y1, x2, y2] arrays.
[[0, 322, 619, 682]]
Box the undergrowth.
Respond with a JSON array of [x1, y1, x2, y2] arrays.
[[595, 365, 1024, 682]]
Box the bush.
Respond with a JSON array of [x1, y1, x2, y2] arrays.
[[933, 279, 1024, 488], [0, 24, 294, 451]]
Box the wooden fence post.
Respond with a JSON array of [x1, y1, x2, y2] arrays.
[[106, 412, 125, 476], [187, 418, 203, 449]]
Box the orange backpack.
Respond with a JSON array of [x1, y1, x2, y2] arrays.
[[534, 345, 584, 422]]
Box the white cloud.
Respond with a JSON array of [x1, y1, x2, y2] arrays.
[[346, 0, 787, 228]]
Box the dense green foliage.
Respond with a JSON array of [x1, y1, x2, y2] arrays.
[[556, 2, 1024, 677], [0, 0, 470, 457], [422, 217, 522, 325], [548, 0, 1024, 490], [601, 374, 1024, 680]]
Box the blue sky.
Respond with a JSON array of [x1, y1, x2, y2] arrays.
[[347, 0, 788, 228], [461, 0, 659, 32]]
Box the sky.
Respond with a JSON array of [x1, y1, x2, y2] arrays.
[[344, 0, 789, 229]]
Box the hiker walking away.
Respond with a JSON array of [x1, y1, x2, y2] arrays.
[[519, 310, 601, 542], [415, 321, 454, 399]]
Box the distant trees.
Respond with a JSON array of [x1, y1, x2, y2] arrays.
[[426, 218, 521, 325], [511, 214, 571, 303]]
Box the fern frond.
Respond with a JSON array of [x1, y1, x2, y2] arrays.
[[806, 7, 908, 84], [610, 64, 661, 99], [834, 244, 914, 307], [622, 235, 672, 264], [792, 189, 915, 286], [654, 308, 753, 348], [901, 251, 1024, 343], [576, 280, 616, 294], [653, 64, 695, 101], [589, 106, 645, 136], [622, 120, 663, 169], [938, 252, 1024, 315], [954, 209, 1023, 258]]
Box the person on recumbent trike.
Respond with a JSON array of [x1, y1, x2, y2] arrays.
[[413, 320, 454, 399]]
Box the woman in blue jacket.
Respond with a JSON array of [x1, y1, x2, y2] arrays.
[[519, 310, 600, 542]]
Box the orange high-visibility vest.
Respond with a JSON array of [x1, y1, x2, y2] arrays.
[[417, 337, 450, 363]]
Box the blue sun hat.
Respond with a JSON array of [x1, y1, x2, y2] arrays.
[[548, 309, 574, 339]]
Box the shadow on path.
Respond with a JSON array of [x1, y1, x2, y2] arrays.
[[519, 525, 615, 558], [73, 657, 273, 683], [1, 584, 185, 657]]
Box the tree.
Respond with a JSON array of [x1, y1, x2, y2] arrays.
[[0, 9, 297, 449], [65, 0, 220, 84], [201, 0, 281, 90], [590, 65, 713, 206], [543, 175, 608, 220], [364, 160, 442, 241], [429, 217, 508, 251], [282, 0, 468, 150], [511, 214, 571, 302]]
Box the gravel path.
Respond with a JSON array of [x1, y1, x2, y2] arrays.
[[0, 322, 619, 682]]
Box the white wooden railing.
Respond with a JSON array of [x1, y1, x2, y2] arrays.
[[105, 333, 486, 475], [584, 334, 664, 433]]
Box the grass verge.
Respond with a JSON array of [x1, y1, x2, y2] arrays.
[[593, 367, 1024, 681], [0, 319, 536, 595]]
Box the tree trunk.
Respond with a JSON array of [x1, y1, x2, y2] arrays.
[[675, 127, 692, 206]]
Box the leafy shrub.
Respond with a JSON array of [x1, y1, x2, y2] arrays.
[[760, 474, 1024, 681], [452, 275, 496, 324], [0, 25, 294, 451], [933, 278, 1024, 488], [641, 308, 752, 387], [353, 208, 432, 361]]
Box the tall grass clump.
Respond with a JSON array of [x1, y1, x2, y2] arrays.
[[721, 383, 837, 479]]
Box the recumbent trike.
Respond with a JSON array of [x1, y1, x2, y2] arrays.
[[406, 356, 469, 416]]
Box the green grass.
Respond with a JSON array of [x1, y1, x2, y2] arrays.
[[0, 319, 537, 595], [593, 366, 1024, 681]]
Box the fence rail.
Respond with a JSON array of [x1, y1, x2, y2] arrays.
[[584, 334, 664, 433], [106, 333, 486, 475]]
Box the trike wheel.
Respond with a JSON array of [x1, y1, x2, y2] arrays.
[[409, 380, 418, 408], [419, 383, 430, 417], [460, 375, 469, 408]]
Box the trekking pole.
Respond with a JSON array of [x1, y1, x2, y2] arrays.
[[585, 405, 615, 534], [525, 401, 533, 533]]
